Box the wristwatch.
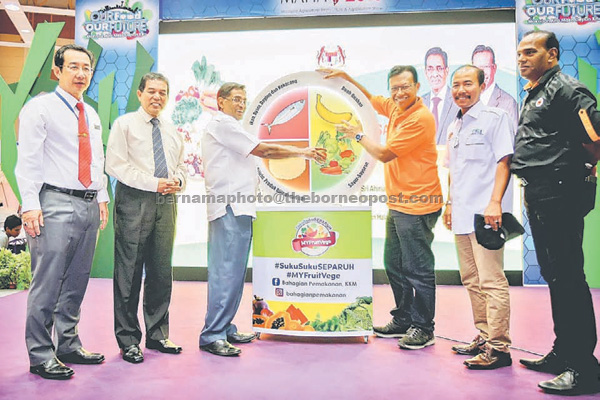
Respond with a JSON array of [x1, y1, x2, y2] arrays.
[[355, 133, 365, 143]]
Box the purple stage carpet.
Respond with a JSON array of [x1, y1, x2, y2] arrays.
[[1, 279, 599, 400]]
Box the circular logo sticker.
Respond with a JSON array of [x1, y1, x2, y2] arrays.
[[291, 217, 338, 257], [244, 71, 378, 196], [536, 97, 544, 107]]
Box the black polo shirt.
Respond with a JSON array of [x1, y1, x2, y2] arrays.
[[511, 65, 600, 179]]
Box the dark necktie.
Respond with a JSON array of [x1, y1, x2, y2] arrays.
[[75, 102, 92, 188], [432, 96, 441, 129], [150, 118, 169, 179]]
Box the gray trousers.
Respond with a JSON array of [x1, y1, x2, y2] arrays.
[[200, 205, 252, 346], [113, 182, 177, 348], [25, 189, 100, 366]]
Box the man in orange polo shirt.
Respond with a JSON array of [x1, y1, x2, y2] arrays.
[[322, 66, 443, 349]]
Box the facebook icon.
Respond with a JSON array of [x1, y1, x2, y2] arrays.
[[272, 277, 281, 286]]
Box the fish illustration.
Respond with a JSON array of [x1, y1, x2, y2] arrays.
[[261, 99, 305, 134]]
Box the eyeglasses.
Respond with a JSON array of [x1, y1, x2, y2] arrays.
[[226, 96, 247, 106], [64, 65, 93, 75], [390, 84, 415, 94], [426, 65, 446, 74]]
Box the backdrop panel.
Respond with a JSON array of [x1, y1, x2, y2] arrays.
[[158, 22, 521, 273]]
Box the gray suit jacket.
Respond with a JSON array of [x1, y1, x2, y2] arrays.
[[422, 88, 459, 145], [486, 84, 518, 129]]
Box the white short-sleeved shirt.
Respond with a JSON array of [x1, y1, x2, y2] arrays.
[[446, 101, 514, 234], [202, 112, 260, 222]]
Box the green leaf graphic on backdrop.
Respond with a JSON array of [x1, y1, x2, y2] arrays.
[[577, 56, 600, 286], [0, 22, 64, 200], [0, 21, 156, 278], [127, 41, 155, 113]]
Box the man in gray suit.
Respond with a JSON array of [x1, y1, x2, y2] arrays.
[[106, 72, 187, 364], [422, 47, 459, 145], [16, 44, 109, 380], [472, 45, 518, 127]]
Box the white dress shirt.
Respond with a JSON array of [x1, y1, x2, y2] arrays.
[[480, 83, 495, 105], [15, 86, 109, 212], [202, 111, 260, 222], [429, 85, 448, 120], [446, 101, 514, 234], [105, 108, 187, 192]]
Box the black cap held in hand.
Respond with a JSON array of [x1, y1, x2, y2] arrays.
[[474, 213, 525, 250]]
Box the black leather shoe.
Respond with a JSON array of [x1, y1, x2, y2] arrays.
[[520, 351, 566, 374], [227, 332, 257, 344], [452, 335, 486, 356], [121, 344, 144, 364], [58, 348, 105, 365], [30, 357, 74, 380], [200, 340, 241, 357], [538, 369, 600, 395], [146, 339, 182, 354]]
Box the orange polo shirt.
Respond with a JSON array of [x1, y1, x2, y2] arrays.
[[371, 96, 443, 215]]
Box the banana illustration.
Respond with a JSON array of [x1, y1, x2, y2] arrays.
[[315, 94, 353, 125]]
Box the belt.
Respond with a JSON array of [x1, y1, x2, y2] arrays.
[[42, 183, 97, 201], [519, 167, 588, 187]]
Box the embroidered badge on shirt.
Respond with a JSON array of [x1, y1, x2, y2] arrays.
[[536, 97, 544, 107]]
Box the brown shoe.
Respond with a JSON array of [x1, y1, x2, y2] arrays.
[[451, 335, 485, 356], [464, 346, 512, 370]]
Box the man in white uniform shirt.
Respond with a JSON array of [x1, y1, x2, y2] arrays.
[[200, 82, 326, 356], [442, 65, 514, 370], [106, 72, 187, 364], [16, 44, 109, 380]]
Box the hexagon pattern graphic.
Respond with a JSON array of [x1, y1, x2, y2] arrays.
[[518, 30, 600, 284], [89, 45, 158, 114]]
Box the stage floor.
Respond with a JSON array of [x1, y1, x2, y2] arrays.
[[1, 279, 599, 400]]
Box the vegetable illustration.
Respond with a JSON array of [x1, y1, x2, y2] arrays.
[[315, 130, 357, 174], [315, 94, 353, 125], [309, 297, 373, 332], [286, 304, 308, 325], [338, 296, 373, 331], [319, 166, 342, 175]]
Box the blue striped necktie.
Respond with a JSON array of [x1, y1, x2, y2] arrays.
[[150, 118, 169, 179]]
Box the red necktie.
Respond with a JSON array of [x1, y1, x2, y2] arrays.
[[76, 102, 92, 188]]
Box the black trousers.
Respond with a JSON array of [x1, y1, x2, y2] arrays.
[[524, 177, 598, 376], [113, 182, 177, 348]]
